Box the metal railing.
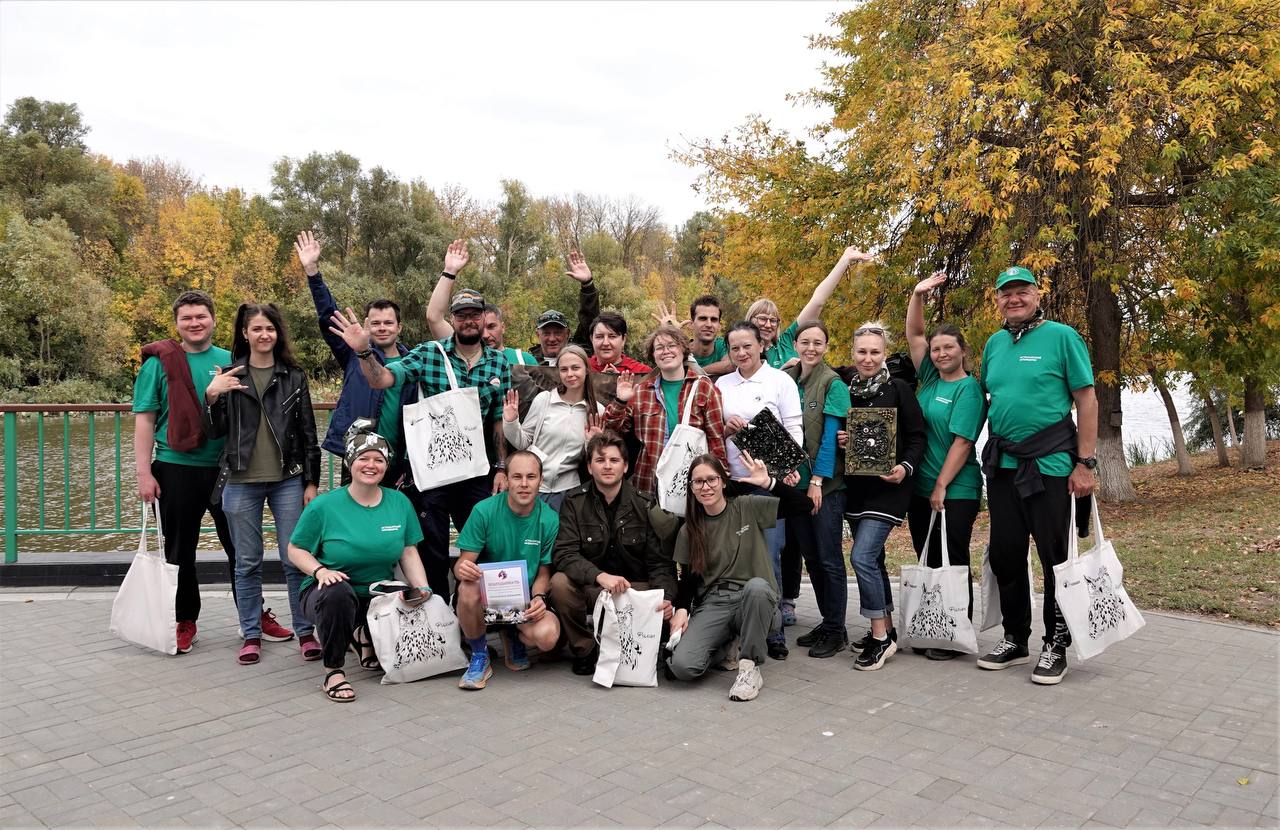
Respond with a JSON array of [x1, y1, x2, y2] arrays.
[[2, 403, 339, 563]]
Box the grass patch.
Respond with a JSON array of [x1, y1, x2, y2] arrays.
[[882, 441, 1280, 629]]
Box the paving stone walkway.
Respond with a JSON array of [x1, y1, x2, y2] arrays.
[[0, 585, 1275, 828]]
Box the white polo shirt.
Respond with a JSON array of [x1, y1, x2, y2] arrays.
[[715, 364, 804, 477]]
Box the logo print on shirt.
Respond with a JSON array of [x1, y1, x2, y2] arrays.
[[736, 525, 750, 536], [935, 396, 952, 405], [1018, 355, 1042, 362], [380, 525, 402, 532]]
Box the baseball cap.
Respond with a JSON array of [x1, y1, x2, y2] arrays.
[[995, 266, 1037, 290], [449, 289, 485, 313], [536, 310, 569, 330]]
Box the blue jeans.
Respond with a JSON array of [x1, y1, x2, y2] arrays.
[[847, 516, 895, 620], [223, 476, 311, 639], [787, 489, 848, 631]]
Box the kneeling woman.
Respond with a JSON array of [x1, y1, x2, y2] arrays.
[[287, 425, 431, 701], [667, 453, 812, 702]]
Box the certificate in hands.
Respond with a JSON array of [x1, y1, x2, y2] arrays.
[[479, 561, 530, 624]]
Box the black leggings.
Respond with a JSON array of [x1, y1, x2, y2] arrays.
[[152, 460, 236, 622], [299, 582, 372, 669]]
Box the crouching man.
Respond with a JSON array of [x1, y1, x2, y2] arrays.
[[453, 451, 561, 690], [550, 430, 676, 676]]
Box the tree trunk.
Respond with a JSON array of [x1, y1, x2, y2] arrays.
[[1224, 395, 1241, 446], [1084, 239, 1137, 502], [1147, 363, 1194, 475], [1241, 375, 1268, 469], [1196, 382, 1231, 467]]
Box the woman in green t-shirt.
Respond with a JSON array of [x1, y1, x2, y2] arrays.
[[666, 453, 813, 702], [288, 424, 429, 702], [903, 272, 987, 660]]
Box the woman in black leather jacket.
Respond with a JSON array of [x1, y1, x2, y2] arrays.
[[205, 303, 322, 666]]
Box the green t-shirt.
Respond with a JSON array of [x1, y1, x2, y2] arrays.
[[765, 321, 799, 369], [502, 347, 538, 367], [455, 493, 558, 589], [660, 378, 685, 437], [796, 372, 852, 489], [131, 345, 231, 467], [691, 337, 728, 368], [292, 487, 424, 598], [980, 321, 1094, 477], [376, 355, 405, 451], [674, 495, 779, 595], [230, 365, 284, 484], [914, 357, 986, 500]]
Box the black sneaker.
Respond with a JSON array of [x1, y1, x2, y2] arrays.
[[850, 627, 895, 653], [925, 648, 961, 661], [1031, 643, 1068, 685], [796, 626, 824, 648], [570, 650, 598, 676], [808, 628, 847, 659], [767, 636, 789, 661], [853, 635, 896, 671], [976, 639, 1030, 670]]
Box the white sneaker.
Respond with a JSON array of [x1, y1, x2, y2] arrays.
[[729, 658, 763, 702], [717, 637, 741, 671]]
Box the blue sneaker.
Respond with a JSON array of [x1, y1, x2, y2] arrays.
[[459, 650, 492, 690], [502, 629, 530, 672], [780, 600, 797, 627]]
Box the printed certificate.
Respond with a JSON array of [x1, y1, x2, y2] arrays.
[[479, 560, 530, 624]]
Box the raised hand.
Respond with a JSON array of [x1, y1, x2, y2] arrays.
[[584, 413, 604, 441], [651, 300, 691, 330], [843, 247, 877, 265], [614, 370, 637, 403], [294, 230, 321, 276], [328, 307, 372, 353], [566, 250, 592, 284], [913, 270, 947, 297], [443, 239, 470, 276], [734, 450, 772, 489], [205, 365, 248, 402], [503, 389, 520, 423]]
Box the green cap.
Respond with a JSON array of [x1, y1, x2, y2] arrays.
[[995, 266, 1037, 289]]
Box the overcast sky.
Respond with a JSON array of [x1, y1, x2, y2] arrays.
[[1, 1, 841, 224]]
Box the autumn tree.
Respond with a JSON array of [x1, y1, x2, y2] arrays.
[[681, 0, 1280, 501]]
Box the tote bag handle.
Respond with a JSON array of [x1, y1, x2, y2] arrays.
[[916, 508, 952, 569], [139, 502, 163, 557]]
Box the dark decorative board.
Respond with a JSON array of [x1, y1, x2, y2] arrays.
[[845, 407, 897, 476], [730, 407, 806, 477]]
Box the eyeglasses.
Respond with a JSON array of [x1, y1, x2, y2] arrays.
[[653, 343, 681, 355], [752, 315, 781, 326], [691, 477, 722, 490]]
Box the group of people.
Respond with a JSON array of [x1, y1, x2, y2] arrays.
[[133, 231, 1098, 703]]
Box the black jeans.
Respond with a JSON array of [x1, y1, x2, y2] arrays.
[[152, 460, 236, 622], [401, 475, 490, 599], [986, 469, 1071, 647], [780, 540, 803, 601], [299, 582, 371, 669], [784, 489, 848, 632], [906, 494, 979, 619]]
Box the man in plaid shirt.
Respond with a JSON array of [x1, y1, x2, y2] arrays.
[[331, 258, 510, 598], [602, 324, 728, 498]]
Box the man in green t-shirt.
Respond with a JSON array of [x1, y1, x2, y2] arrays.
[[132, 290, 237, 654], [452, 451, 561, 690], [977, 266, 1098, 686], [686, 295, 732, 377]]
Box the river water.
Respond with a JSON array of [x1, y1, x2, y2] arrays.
[[2, 387, 1197, 554]]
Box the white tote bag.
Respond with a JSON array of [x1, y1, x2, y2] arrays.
[[403, 340, 490, 489], [979, 543, 1037, 632], [592, 588, 665, 688], [654, 379, 710, 516], [1053, 499, 1145, 660], [109, 504, 178, 655], [898, 510, 979, 654], [366, 581, 468, 684]]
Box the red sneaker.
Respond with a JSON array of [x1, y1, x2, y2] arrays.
[[260, 608, 294, 642], [176, 621, 198, 654]]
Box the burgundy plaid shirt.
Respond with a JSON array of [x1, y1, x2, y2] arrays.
[[602, 369, 727, 496]]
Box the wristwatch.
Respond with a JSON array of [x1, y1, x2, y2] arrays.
[[1077, 455, 1098, 470]]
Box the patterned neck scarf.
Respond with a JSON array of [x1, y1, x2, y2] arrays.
[[1002, 307, 1045, 343], [849, 366, 890, 400]]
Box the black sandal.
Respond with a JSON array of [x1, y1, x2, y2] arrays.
[[349, 625, 381, 671], [322, 669, 355, 703]]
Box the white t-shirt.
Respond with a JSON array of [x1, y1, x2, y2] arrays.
[[715, 364, 803, 477]]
